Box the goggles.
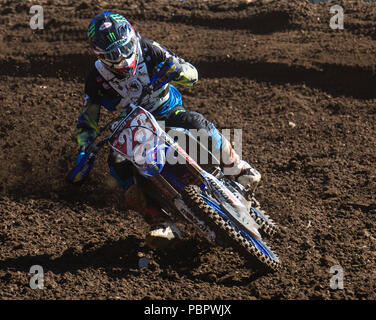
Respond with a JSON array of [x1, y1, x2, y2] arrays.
[[98, 38, 137, 63]]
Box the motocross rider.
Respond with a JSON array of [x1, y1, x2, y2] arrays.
[[68, 12, 261, 248]]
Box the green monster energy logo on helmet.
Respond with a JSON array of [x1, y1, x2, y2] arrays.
[[107, 32, 116, 42], [87, 23, 95, 40], [110, 14, 127, 22]]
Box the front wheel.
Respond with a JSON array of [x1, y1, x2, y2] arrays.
[[182, 185, 282, 272]]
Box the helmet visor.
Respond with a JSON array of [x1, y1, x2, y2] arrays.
[[100, 38, 136, 63]]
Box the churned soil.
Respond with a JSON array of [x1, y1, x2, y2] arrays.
[[0, 0, 375, 300]]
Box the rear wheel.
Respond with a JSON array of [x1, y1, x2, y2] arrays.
[[182, 185, 281, 272]]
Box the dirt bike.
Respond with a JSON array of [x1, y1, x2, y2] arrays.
[[71, 100, 282, 272]]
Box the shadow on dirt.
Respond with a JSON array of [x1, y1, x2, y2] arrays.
[[0, 236, 143, 278], [0, 54, 95, 82], [196, 60, 376, 99], [152, 239, 267, 286], [153, 238, 210, 270], [0, 234, 266, 285], [2, 54, 375, 99], [3, 182, 126, 211], [141, 10, 294, 33]]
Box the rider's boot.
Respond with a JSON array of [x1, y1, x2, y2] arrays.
[[124, 184, 182, 249], [220, 136, 261, 192]]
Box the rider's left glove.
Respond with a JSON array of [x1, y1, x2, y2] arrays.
[[150, 57, 182, 91], [66, 146, 96, 186]]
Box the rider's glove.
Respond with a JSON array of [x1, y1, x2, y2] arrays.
[[66, 146, 96, 186], [150, 57, 182, 91]]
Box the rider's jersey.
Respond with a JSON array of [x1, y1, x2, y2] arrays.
[[76, 37, 198, 148]]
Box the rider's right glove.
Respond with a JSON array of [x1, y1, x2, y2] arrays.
[[66, 146, 96, 186]]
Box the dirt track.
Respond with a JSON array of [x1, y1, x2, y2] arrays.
[[0, 0, 375, 300]]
